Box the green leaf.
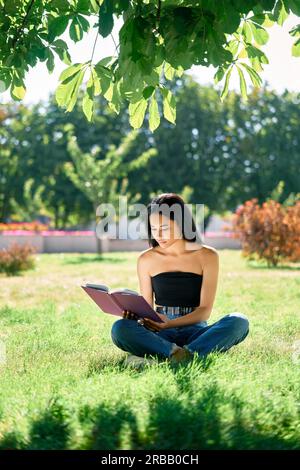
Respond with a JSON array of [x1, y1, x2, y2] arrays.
[[160, 87, 176, 124], [142, 85, 155, 99], [249, 13, 274, 28], [82, 74, 94, 121], [249, 22, 269, 45], [53, 40, 72, 65], [82, 93, 94, 121], [91, 68, 101, 95], [108, 82, 121, 114], [77, 0, 91, 14], [77, 14, 90, 32], [90, 0, 101, 13], [246, 45, 269, 64], [46, 49, 55, 73], [287, 0, 300, 16], [239, 62, 262, 87], [129, 99, 148, 129], [274, 0, 289, 26], [52, 39, 68, 49], [164, 62, 176, 81], [289, 24, 300, 37], [226, 39, 239, 58], [0, 70, 11, 92], [236, 65, 248, 101], [48, 15, 69, 41], [69, 17, 83, 42], [51, 0, 70, 12], [220, 66, 233, 101], [292, 38, 300, 56], [56, 67, 86, 111], [149, 95, 160, 132], [214, 66, 227, 84], [11, 83, 26, 100], [59, 63, 86, 82], [242, 22, 252, 43], [98, 0, 114, 38]]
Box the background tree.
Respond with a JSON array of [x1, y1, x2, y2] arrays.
[[64, 127, 157, 252], [1, 76, 300, 228]]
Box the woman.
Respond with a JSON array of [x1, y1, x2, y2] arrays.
[[111, 193, 249, 366]]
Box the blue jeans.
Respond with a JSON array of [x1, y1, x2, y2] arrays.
[[111, 311, 249, 360]]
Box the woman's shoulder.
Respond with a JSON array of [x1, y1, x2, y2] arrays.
[[137, 247, 157, 267], [137, 248, 159, 276], [186, 242, 218, 257]]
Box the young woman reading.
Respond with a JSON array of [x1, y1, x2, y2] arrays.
[[111, 193, 249, 365]]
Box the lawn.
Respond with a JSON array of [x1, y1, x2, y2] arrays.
[[0, 251, 299, 450]]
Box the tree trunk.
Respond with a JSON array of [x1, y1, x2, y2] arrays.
[[93, 202, 103, 256], [95, 235, 102, 255]]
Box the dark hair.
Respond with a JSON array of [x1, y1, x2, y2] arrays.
[[146, 193, 202, 248]]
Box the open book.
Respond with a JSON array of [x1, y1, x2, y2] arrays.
[[81, 283, 164, 323]]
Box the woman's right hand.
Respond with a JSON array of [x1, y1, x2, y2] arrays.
[[122, 310, 139, 321]]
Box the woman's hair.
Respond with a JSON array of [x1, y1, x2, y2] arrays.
[[146, 193, 202, 248]]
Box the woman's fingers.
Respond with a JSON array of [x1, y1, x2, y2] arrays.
[[122, 310, 138, 321], [142, 319, 159, 332]]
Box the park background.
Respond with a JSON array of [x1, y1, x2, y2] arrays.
[[0, 3, 300, 451]]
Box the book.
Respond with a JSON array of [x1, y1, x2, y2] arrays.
[[81, 283, 164, 323]]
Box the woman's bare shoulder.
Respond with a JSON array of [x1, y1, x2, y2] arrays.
[[200, 244, 218, 256], [198, 245, 219, 270], [185, 242, 218, 256], [137, 248, 158, 276], [137, 247, 159, 266]]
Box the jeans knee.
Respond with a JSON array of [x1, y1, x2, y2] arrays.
[[227, 312, 249, 337], [111, 318, 134, 342]]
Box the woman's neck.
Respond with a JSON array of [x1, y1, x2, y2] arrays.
[[157, 239, 188, 256]]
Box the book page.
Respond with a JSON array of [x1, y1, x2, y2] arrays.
[[110, 287, 140, 295], [85, 283, 109, 292]]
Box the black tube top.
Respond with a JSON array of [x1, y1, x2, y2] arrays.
[[151, 271, 203, 307]]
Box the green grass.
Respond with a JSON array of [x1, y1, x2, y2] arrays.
[[0, 251, 299, 450]]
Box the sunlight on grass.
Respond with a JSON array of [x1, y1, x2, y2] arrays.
[[0, 251, 299, 449]]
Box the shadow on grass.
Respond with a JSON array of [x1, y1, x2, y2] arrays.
[[0, 380, 299, 450], [62, 255, 127, 265], [0, 401, 69, 450]]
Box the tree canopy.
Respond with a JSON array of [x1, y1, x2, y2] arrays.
[[1, 0, 300, 130]]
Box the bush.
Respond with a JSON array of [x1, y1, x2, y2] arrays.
[[232, 198, 300, 266], [0, 242, 36, 276]]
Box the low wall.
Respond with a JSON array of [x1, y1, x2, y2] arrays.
[[0, 230, 241, 253]]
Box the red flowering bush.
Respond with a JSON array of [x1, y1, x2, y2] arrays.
[[0, 242, 36, 276], [0, 221, 48, 232], [232, 198, 300, 266]]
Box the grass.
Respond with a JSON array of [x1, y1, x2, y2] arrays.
[[0, 251, 299, 450]]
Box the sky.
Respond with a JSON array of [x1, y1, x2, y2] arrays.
[[2, 13, 300, 104]]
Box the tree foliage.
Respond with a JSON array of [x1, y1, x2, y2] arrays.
[[1, 0, 300, 130]]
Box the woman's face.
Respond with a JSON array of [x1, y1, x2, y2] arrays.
[[149, 213, 182, 248]]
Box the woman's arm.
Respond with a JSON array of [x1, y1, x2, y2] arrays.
[[165, 248, 219, 328], [136, 251, 154, 308]]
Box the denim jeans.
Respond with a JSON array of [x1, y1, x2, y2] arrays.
[[111, 309, 250, 360]]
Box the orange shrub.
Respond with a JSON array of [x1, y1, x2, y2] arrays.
[[0, 242, 36, 276], [232, 198, 300, 266]]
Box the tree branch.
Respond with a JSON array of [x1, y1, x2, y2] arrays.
[[12, 0, 36, 48]]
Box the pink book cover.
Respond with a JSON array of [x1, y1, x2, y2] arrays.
[[81, 285, 164, 323]]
